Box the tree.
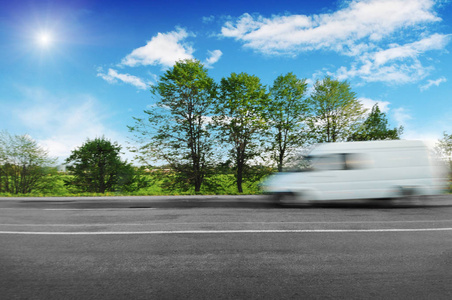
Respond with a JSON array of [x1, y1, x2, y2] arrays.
[[348, 104, 403, 141], [435, 131, 452, 171], [0, 131, 55, 194], [129, 59, 216, 192], [65, 137, 136, 193], [267, 72, 309, 172], [214, 72, 269, 193], [307, 76, 366, 143]]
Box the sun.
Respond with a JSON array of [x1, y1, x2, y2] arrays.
[[37, 32, 53, 47]]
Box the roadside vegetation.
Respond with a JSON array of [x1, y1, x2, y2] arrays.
[[2, 59, 450, 197], [0, 167, 268, 197]]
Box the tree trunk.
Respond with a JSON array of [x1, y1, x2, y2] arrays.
[[278, 149, 285, 172], [194, 175, 202, 193], [236, 164, 243, 193], [236, 148, 244, 193]]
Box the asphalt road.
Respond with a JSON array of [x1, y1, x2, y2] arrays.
[[1, 195, 452, 299]]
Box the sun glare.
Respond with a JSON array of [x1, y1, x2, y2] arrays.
[[37, 32, 53, 47]]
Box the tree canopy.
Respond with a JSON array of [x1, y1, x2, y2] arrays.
[[307, 76, 366, 143], [124, 68, 412, 194], [65, 137, 136, 193], [267, 72, 309, 172], [348, 104, 403, 141], [0, 131, 55, 194], [129, 59, 217, 192], [214, 72, 270, 193], [435, 131, 452, 171]]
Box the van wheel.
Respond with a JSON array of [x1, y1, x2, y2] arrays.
[[274, 193, 296, 206], [394, 187, 420, 206]]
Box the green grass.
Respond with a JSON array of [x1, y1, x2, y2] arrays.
[[0, 173, 268, 197]]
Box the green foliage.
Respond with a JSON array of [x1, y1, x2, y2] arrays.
[[307, 76, 366, 143], [0, 167, 270, 197], [267, 72, 309, 172], [35, 167, 68, 195], [435, 132, 452, 171], [435, 132, 452, 193], [214, 72, 270, 193], [65, 137, 140, 193], [348, 104, 403, 141], [4, 70, 429, 197], [0, 131, 56, 194], [129, 59, 216, 192]]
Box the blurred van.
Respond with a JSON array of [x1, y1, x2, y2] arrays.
[[261, 140, 448, 204]]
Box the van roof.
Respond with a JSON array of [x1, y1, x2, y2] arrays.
[[311, 140, 427, 154]]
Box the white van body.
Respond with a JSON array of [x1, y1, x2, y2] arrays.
[[262, 140, 447, 203]]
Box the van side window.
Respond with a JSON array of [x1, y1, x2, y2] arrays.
[[311, 153, 371, 171], [312, 154, 345, 171], [344, 153, 371, 170]]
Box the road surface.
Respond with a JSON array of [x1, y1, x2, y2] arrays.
[[1, 195, 452, 299]]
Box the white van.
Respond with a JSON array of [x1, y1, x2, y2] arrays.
[[262, 140, 448, 204]]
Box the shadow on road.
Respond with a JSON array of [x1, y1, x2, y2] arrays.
[[0, 194, 450, 210]]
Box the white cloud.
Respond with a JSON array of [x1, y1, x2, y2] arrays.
[[204, 50, 223, 67], [221, 0, 441, 55], [221, 0, 450, 84], [120, 28, 195, 68], [392, 107, 413, 127], [420, 76, 447, 91], [332, 34, 450, 84], [374, 34, 449, 66], [11, 88, 128, 161], [97, 68, 148, 90], [334, 58, 431, 84], [203, 15, 215, 24], [359, 97, 391, 113], [373, 34, 449, 66]]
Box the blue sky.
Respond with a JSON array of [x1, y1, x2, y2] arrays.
[[1, 0, 451, 162]]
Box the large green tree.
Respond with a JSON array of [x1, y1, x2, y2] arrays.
[[129, 59, 216, 192], [65, 137, 136, 193], [214, 72, 269, 193], [0, 131, 55, 194], [267, 72, 309, 172], [348, 104, 403, 141], [307, 76, 366, 143]]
